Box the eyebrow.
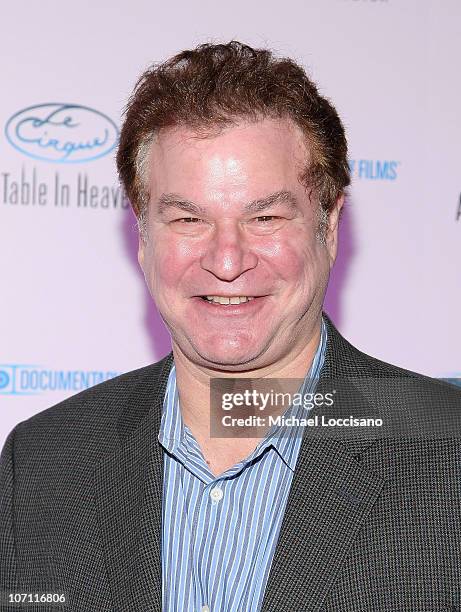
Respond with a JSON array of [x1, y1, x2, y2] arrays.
[[155, 190, 300, 217]]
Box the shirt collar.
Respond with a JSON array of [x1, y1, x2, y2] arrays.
[[158, 366, 185, 455], [250, 316, 328, 470]]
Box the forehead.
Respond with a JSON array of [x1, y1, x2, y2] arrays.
[[147, 117, 310, 199]]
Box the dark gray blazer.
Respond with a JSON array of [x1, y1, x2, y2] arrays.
[[1, 314, 460, 611]]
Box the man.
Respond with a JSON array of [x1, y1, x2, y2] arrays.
[[1, 41, 460, 612]]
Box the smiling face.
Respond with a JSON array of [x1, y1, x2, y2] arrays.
[[138, 117, 343, 371]]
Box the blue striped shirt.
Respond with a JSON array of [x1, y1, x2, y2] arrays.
[[159, 319, 328, 611]]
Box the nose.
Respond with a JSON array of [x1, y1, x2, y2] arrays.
[[200, 221, 258, 281]]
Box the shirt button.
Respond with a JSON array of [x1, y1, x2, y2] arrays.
[[201, 606, 210, 612], [209, 486, 223, 502]]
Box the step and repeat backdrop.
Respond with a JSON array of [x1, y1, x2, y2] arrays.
[[1, 0, 460, 447]]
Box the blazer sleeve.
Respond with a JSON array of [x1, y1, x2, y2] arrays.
[[0, 427, 19, 609]]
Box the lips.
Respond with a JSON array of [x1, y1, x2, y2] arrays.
[[200, 295, 255, 305], [192, 295, 269, 316]]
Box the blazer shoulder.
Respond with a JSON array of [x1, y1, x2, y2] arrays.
[[357, 344, 460, 392], [11, 353, 173, 448], [344, 344, 461, 435], [323, 315, 461, 407]]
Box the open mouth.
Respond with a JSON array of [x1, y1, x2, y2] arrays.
[[199, 295, 256, 305]]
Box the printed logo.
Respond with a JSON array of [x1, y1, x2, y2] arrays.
[[0, 364, 120, 395], [0, 369, 10, 390], [349, 159, 400, 181], [5, 103, 118, 163]]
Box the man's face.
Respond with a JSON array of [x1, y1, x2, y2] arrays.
[[139, 117, 342, 370]]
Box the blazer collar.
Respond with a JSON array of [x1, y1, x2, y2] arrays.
[[94, 313, 384, 612], [259, 313, 385, 610], [93, 353, 172, 612]]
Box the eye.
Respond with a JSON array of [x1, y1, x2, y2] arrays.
[[255, 215, 280, 222], [173, 217, 202, 223]]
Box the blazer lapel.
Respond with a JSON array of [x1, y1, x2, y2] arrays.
[[260, 436, 384, 612], [93, 353, 174, 612], [261, 314, 385, 611]]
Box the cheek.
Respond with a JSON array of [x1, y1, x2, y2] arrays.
[[255, 233, 322, 281], [147, 234, 199, 292]]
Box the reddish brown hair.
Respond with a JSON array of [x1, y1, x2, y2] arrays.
[[116, 41, 350, 220]]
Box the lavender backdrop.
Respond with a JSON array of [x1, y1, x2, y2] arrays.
[[1, 0, 460, 447]]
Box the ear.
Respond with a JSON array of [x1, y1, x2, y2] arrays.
[[325, 193, 345, 268]]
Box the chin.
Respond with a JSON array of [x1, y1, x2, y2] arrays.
[[189, 337, 266, 368]]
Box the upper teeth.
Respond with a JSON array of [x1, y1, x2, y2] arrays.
[[204, 296, 255, 304]]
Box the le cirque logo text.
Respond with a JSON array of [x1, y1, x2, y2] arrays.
[[5, 103, 118, 163]]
